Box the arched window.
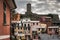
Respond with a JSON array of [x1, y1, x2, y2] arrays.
[[24, 24, 26, 30], [3, 1, 6, 25], [28, 24, 30, 30]]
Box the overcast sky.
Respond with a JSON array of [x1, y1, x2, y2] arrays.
[[15, 0, 60, 18]]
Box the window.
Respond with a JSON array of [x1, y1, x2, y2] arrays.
[[38, 28, 40, 31], [22, 23, 23, 26], [18, 32, 22, 33], [28, 35, 30, 39], [28, 24, 30, 30], [24, 24, 26, 27], [46, 18, 51, 22], [32, 31, 37, 35], [28, 24, 30, 26], [24, 24, 26, 30], [3, 1, 6, 25], [49, 28, 52, 31], [21, 27, 22, 29], [36, 23, 38, 25], [33, 23, 35, 25], [20, 37, 21, 39], [16, 24, 18, 27], [34, 36, 36, 39]]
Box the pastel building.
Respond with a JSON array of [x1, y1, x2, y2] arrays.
[[11, 13, 26, 40], [21, 18, 31, 40], [30, 21, 40, 40], [59, 27, 60, 35], [14, 22, 25, 40], [0, 0, 16, 40], [47, 26, 59, 35], [40, 16, 52, 27], [21, 18, 41, 40], [11, 21, 26, 40], [38, 23, 47, 33]]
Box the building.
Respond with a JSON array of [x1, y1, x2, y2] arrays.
[[11, 13, 26, 40], [30, 21, 40, 40], [0, 0, 16, 40], [14, 21, 25, 40], [52, 20, 60, 35], [11, 13, 20, 21], [11, 20, 26, 40], [21, 18, 31, 40], [47, 26, 59, 35], [21, 3, 59, 22], [40, 16, 52, 26], [20, 2, 60, 40], [59, 27, 60, 36], [21, 18, 41, 40], [40, 23, 47, 33], [11, 13, 21, 40], [11, 13, 20, 34], [40, 16, 52, 34]]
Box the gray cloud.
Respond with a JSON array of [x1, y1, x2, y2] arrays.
[[15, 0, 60, 15], [57, 0, 60, 2]]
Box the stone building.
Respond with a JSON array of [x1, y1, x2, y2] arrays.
[[0, 0, 16, 40]]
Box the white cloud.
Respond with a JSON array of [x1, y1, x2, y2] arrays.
[[16, 0, 31, 1], [31, 3, 36, 7], [16, 8, 26, 14], [31, 0, 38, 1], [37, 1, 45, 4]]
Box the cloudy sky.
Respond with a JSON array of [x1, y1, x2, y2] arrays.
[[15, 0, 60, 18]]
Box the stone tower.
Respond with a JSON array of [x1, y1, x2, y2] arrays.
[[27, 3, 31, 12], [25, 3, 32, 15]]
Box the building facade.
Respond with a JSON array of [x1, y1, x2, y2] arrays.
[[47, 26, 59, 35], [0, 0, 16, 40], [11, 13, 20, 21], [21, 18, 41, 40], [11, 13, 21, 40]]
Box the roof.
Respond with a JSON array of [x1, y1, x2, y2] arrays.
[[6, 0, 17, 9], [20, 13, 50, 21], [52, 20, 60, 23]]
